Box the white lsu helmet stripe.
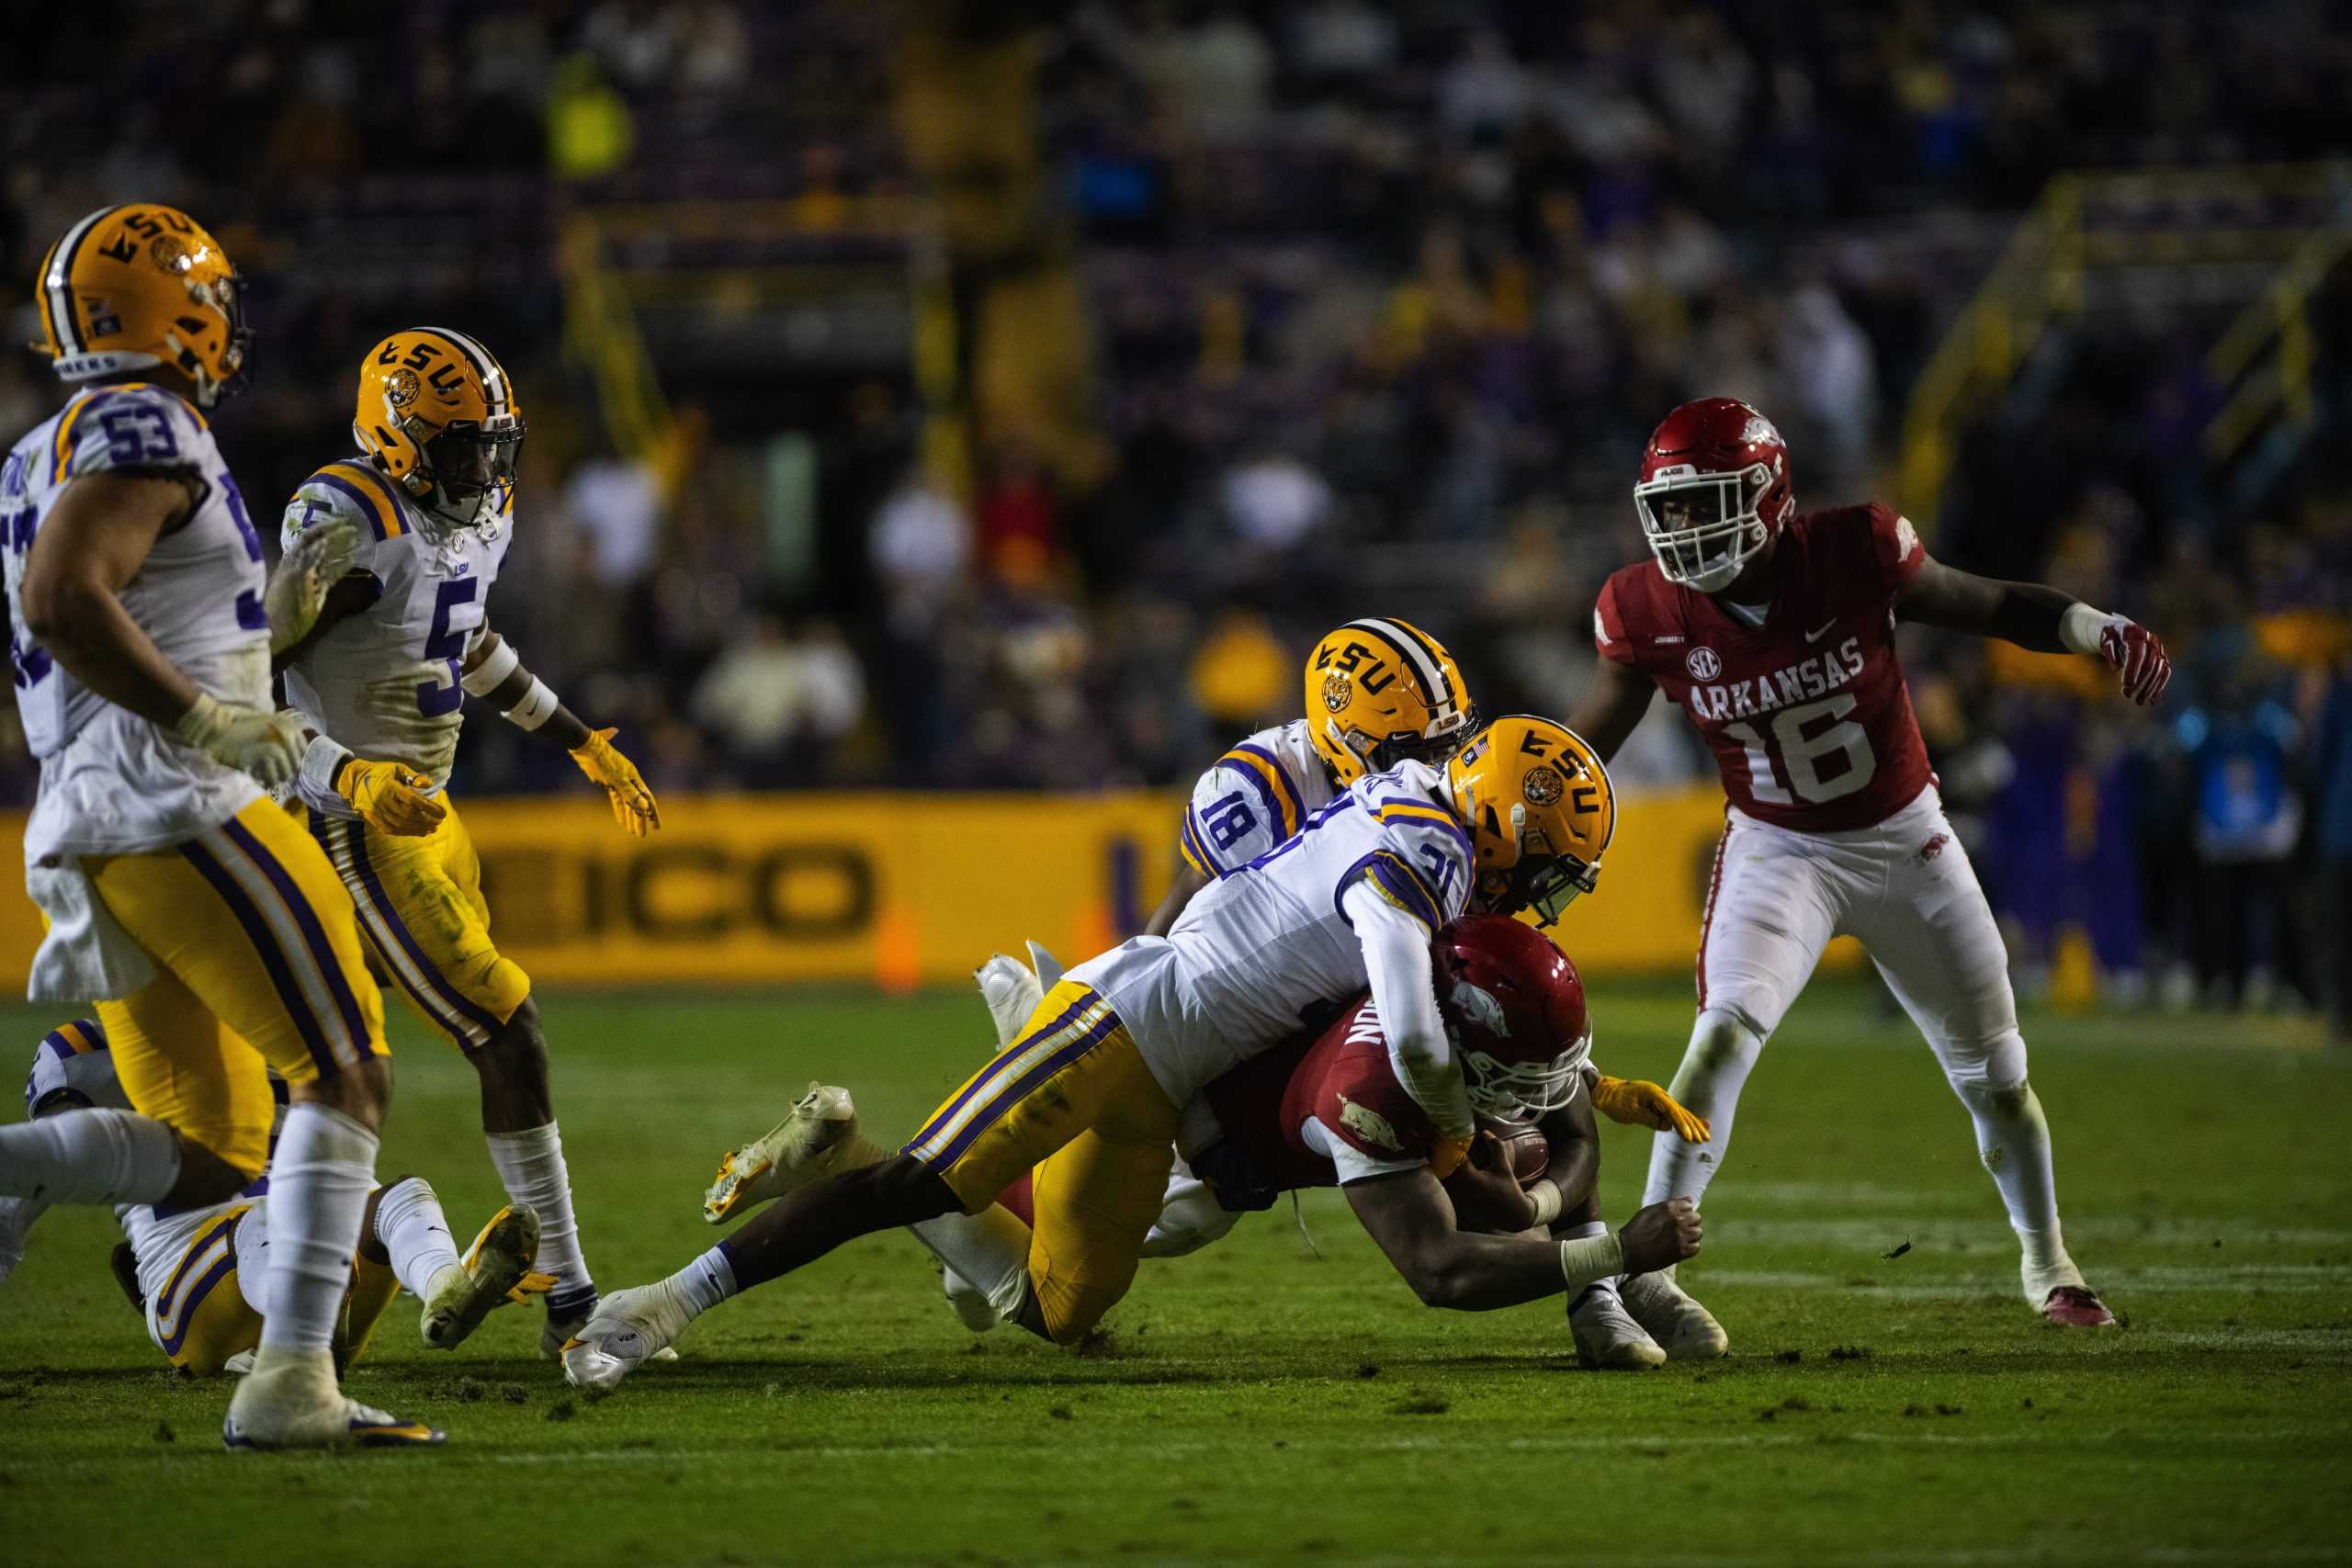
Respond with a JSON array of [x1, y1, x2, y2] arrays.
[[422, 325, 510, 416], [42, 206, 117, 355], [1345, 618, 1454, 716]]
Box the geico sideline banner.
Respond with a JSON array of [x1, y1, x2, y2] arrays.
[[0, 787, 1840, 990]]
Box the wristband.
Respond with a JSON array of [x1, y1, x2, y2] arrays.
[[1558, 1230, 1625, 1293], [504, 676, 559, 732], [1527, 1179, 1563, 1228], [2059, 602, 2114, 657], [460, 637, 522, 695], [299, 731, 356, 800]]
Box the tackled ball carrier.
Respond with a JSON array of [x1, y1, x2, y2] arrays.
[[1566, 397, 2171, 1330]]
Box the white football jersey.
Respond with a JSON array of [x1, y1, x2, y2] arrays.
[[277, 458, 511, 803], [1177, 717, 1334, 876], [1, 384, 272, 858], [1075, 759, 1473, 1106]]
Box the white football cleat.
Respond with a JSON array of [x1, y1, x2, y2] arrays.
[[1619, 1269, 1730, 1360], [223, 1350, 442, 1450], [560, 1282, 691, 1393], [943, 1264, 1001, 1334], [976, 954, 1045, 1049], [1569, 1285, 1668, 1371], [545, 1303, 679, 1363], [421, 1205, 540, 1350], [703, 1083, 866, 1224]]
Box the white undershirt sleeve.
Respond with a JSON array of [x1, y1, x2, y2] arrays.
[[1341, 880, 1475, 1144], [1300, 1115, 1424, 1184]]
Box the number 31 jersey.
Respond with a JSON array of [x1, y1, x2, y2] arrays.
[[1594, 502, 1934, 832], [3, 384, 274, 857], [277, 459, 509, 804]]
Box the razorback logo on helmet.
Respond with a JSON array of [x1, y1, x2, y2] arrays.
[[1741, 413, 1783, 449], [1448, 979, 1510, 1040]]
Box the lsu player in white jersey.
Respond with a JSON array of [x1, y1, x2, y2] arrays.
[[564, 714, 1621, 1389], [1, 1020, 542, 1372], [0, 204, 437, 1449], [273, 327, 661, 1354], [966, 620, 1712, 1324]]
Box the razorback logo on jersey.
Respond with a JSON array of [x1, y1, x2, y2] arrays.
[[1336, 1094, 1402, 1152]]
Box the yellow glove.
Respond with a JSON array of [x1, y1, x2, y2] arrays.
[[570, 728, 661, 838], [335, 758, 446, 837], [1591, 1074, 1711, 1143], [1427, 1134, 1473, 1181]]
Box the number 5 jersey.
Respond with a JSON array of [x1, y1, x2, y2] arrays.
[[277, 457, 510, 807], [1593, 501, 1934, 831]]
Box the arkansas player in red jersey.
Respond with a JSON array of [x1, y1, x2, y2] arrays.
[[1567, 398, 2171, 1334], [965, 918, 1706, 1353]]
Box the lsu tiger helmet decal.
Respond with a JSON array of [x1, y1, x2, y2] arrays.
[[353, 327, 526, 536], [1305, 617, 1477, 787], [1445, 715, 1614, 927], [34, 204, 251, 407]]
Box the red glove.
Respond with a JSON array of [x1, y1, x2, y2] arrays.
[[2098, 620, 2171, 705]]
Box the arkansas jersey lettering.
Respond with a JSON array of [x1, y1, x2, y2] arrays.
[[1594, 502, 1935, 831]]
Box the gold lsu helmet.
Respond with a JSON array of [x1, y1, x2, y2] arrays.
[[1305, 617, 1477, 785], [1444, 715, 1614, 927], [353, 327, 526, 535], [34, 204, 250, 407]]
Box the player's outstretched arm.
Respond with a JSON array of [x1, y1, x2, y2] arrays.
[[462, 621, 660, 835], [1895, 558, 2170, 704], [1561, 653, 1657, 764], [1345, 1167, 1702, 1311]]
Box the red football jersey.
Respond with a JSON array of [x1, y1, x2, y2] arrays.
[[1202, 995, 1433, 1191], [1594, 502, 1935, 832]]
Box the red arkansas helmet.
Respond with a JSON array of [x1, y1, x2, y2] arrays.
[[1432, 915, 1592, 1122], [1634, 397, 1795, 592]]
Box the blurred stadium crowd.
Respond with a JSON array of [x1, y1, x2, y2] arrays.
[[4, 1, 2349, 1023]]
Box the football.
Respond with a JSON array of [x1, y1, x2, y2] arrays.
[[1479, 1117, 1552, 1187]]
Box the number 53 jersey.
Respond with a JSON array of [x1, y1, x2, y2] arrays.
[[1594, 501, 1934, 833], [3, 383, 274, 859], [277, 459, 510, 802]]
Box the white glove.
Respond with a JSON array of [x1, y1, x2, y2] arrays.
[[175, 693, 306, 787], [265, 515, 361, 656]]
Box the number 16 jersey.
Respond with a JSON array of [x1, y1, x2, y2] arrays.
[[1593, 501, 1934, 832], [278, 460, 509, 806]]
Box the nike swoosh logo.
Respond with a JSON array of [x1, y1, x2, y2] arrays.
[[1804, 619, 1837, 642]]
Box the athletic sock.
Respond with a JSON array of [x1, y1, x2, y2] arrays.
[[485, 1122, 593, 1313], [0, 1107, 180, 1204], [257, 1103, 379, 1356], [1951, 1078, 2082, 1297], [1642, 1010, 1764, 1207], [372, 1176, 463, 1298], [904, 1204, 1034, 1324], [675, 1246, 740, 1317]]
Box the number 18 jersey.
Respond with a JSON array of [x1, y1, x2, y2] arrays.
[[277, 460, 509, 803], [1594, 502, 1934, 832]]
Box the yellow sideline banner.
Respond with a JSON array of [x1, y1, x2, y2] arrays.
[[0, 787, 1820, 991]]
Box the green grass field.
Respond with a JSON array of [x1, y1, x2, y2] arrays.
[[3, 978, 2347, 1567]]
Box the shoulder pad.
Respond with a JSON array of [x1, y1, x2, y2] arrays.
[[284, 458, 413, 547], [47, 384, 209, 485]]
